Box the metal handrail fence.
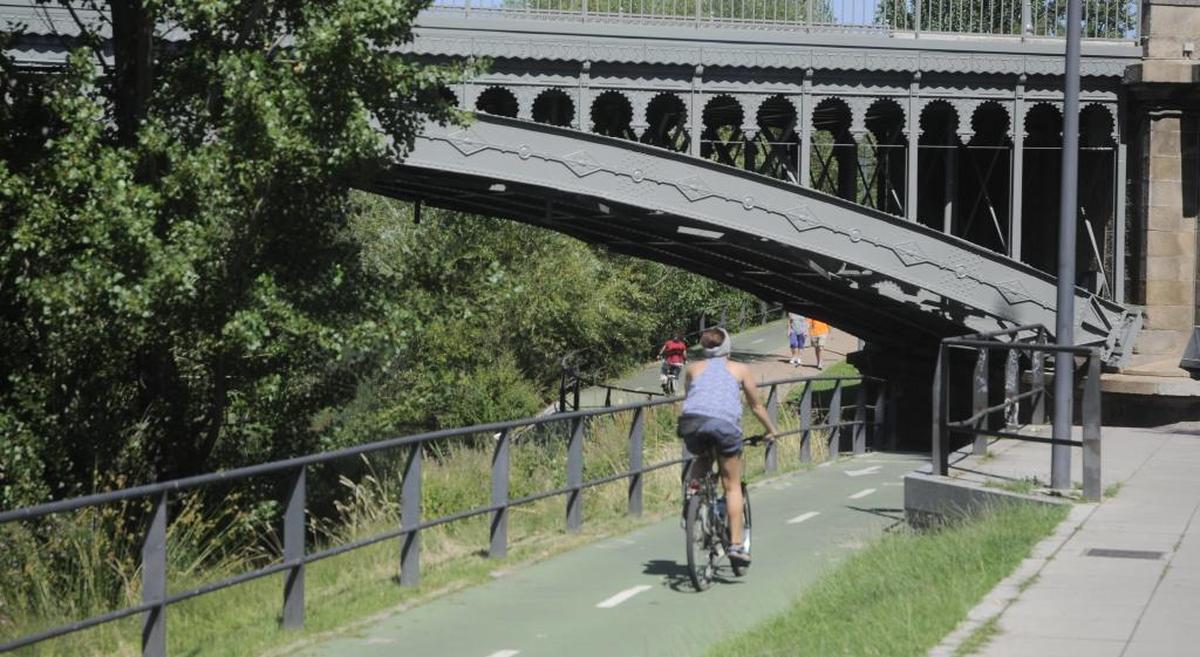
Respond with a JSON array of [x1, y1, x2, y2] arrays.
[[0, 371, 888, 656], [932, 323, 1102, 499], [426, 0, 1139, 41]]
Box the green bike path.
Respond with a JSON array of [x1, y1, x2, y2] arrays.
[[303, 451, 924, 657], [576, 318, 857, 408]]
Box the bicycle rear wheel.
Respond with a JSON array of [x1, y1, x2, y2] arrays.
[[730, 482, 751, 577], [684, 495, 715, 591]]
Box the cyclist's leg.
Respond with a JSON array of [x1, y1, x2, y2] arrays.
[[717, 453, 745, 546]]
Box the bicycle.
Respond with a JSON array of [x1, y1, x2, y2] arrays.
[[660, 361, 683, 395], [683, 435, 766, 592]]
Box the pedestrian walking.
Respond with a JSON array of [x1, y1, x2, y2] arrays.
[[787, 312, 808, 366], [808, 318, 829, 369]]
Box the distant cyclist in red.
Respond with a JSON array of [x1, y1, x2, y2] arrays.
[[658, 333, 688, 394]]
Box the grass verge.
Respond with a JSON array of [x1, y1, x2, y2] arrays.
[[704, 502, 1068, 657]]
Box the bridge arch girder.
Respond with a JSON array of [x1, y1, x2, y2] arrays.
[[381, 115, 1139, 365]]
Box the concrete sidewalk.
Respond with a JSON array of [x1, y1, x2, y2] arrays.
[[943, 423, 1200, 657]]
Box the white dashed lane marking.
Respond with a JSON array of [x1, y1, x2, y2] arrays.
[[849, 488, 877, 500], [485, 651, 520, 657], [787, 511, 821, 525], [845, 466, 882, 477], [596, 585, 653, 609]]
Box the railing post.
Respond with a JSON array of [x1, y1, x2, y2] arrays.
[[759, 300, 767, 324], [973, 349, 989, 456], [1004, 350, 1020, 429], [828, 379, 842, 460], [282, 467, 306, 630], [1021, 0, 1031, 38], [566, 417, 584, 532], [464, 0, 471, 18], [872, 382, 886, 450], [400, 444, 422, 586], [628, 407, 645, 516], [1083, 353, 1103, 501], [914, 0, 922, 36], [581, 0, 588, 19], [765, 384, 780, 471], [932, 343, 948, 476], [799, 381, 813, 463], [806, 0, 813, 29], [694, 0, 702, 25], [1031, 342, 1047, 425], [489, 429, 511, 558], [853, 380, 867, 454], [142, 492, 167, 657]]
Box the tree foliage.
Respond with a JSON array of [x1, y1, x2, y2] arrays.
[[0, 3, 758, 508], [0, 0, 466, 505]]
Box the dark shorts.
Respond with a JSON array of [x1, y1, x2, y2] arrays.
[[661, 361, 683, 376], [789, 333, 807, 349], [677, 413, 743, 456]]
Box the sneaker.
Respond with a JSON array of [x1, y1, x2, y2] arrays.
[[728, 546, 751, 568]]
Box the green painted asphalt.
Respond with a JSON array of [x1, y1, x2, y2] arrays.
[[304, 451, 924, 657]]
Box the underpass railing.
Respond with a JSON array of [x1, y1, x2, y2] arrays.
[[426, 0, 1139, 41], [932, 324, 1102, 499], [0, 371, 889, 656]]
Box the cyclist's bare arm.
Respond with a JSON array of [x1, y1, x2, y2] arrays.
[[732, 363, 779, 438]]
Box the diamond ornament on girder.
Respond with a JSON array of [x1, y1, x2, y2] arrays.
[[677, 175, 713, 201], [997, 280, 1033, 304], [563, 150, 602, 177], [445, 129, 490, 156], [892, 240, 927, 266], [783, 205, 817, 230]]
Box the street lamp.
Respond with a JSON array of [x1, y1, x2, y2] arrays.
[[1052, 0, 1084, 490]]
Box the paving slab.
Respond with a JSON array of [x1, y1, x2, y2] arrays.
[[942, 424, 1200, 657]]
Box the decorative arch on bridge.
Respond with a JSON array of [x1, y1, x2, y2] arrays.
[[476, 86, 519, 118], [958, 101, 1012, 255], [701, 95, 745, 168], [917, 100, 962, 234], [863, 98, 907, 217], [642, 92, 689, 152], [810, 97, 856, 202], [377, 116, 1139, 366], [533, 88, 575, 127], [1079, 104, 1118, 297], [590, 90, 636, 140], [754, 95, 800, 184], [1022, 102, 1064, 274]]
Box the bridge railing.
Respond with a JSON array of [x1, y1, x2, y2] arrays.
[[427, 0, 1139, 40], [932, 324, 1102, 499], [0, 371, 889, 656]]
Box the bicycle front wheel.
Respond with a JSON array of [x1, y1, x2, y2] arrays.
[[684, 495, 715, 591]]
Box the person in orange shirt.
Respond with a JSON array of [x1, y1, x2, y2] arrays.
[[808, 318, 830, 369]]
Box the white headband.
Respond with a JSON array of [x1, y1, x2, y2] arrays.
[[701, 327, 732, 358]]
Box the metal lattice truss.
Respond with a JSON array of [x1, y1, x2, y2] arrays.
[[374, 115, 1141, 366]]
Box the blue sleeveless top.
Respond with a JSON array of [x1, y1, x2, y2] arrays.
[[681, 357, 742, 428]]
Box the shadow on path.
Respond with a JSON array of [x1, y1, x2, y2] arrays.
[[642, 559, 743, 592]]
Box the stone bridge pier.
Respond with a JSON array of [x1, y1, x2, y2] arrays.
[[1111, 0, 1200, 420]]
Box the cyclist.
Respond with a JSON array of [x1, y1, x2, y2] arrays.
[[677, 327, 778, 567], [657, 332, 688, 394]]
